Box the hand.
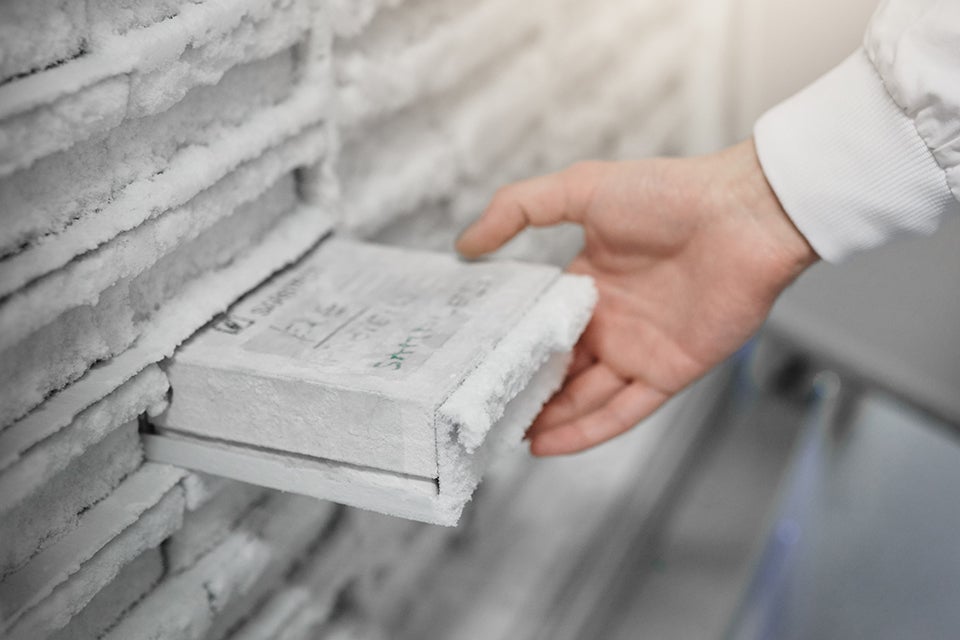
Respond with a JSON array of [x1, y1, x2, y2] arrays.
[[456, 139, 818, 456]]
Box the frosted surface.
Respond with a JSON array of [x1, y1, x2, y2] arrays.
[[158, 239, 562, 477]]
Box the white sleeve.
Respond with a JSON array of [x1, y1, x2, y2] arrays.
[[753, 0, 960, 262]]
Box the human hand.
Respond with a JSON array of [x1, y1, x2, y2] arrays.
[[456, 139, 818, 456]]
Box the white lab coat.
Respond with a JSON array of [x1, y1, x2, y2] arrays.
[[753, 0, 960, 262]]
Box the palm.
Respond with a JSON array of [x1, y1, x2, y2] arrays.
[[456, 143, 815, 455]]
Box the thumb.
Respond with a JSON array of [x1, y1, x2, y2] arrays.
[[455, 162, 602, 258]]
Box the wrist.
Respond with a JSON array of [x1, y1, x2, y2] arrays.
[[715, 138, 820, 281]]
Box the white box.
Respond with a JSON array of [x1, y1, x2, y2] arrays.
[[147, 238, 595, 525]]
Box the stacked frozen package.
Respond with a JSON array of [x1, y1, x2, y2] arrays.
[[0, 1, 335, 638]]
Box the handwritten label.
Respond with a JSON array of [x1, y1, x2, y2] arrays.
[[239, 261, 496, 378]]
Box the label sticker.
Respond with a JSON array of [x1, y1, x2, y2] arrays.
[[240, 259, 498, 378]]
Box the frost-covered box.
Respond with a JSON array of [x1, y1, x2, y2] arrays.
[[146, 238, 595, 525]]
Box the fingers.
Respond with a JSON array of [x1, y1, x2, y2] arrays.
[[566, 343, 596, 380], [455, 162, 603, 258], [527, 362, 625, 439], [529, 382, 669, 457]]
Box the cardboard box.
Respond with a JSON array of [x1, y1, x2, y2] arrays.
[[147, 238, 595, 524]]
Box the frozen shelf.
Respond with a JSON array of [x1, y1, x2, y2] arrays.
[[146, 238, 595, 525]]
